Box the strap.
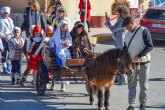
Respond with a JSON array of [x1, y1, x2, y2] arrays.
[[126, 26, 141, 52], [2, 18, 12, 34]]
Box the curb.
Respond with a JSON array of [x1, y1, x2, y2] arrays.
[[92, 33, 113, 44]]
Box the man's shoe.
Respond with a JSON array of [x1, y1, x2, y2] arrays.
[[127, 106, 134, 110], [139, 104, 145, 110]]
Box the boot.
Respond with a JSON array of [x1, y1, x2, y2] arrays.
[[7, 63, 11, 73], [16, 79, 20, 84], [61, 84, 65, 92], [3, 67, 8, 74], [11, 78, 15, 85], [15, 73, 21, 84], [3, 63, 10, 74], [20, 77, 27, 86]]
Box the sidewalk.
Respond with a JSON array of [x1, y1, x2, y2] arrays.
[[88, 28, 112, 44]]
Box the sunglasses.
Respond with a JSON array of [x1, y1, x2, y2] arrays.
[[58, 10, 64, 13]]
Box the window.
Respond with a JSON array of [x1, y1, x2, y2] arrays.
[[144, 9, 165, 20]]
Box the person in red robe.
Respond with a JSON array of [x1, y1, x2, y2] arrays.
[[78, 0, 91, 32]]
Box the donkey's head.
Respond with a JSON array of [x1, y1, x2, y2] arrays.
[[117, 49, 134, 75]]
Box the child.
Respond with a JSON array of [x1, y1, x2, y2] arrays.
[[8, 27, 24, 85], [20, 25, 36, 86], [26, 25, 44, 88]]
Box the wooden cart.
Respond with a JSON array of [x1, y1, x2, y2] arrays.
[[36, 47, 89, 96]]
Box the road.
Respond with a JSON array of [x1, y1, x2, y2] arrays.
[[0, 40, 165, 110]]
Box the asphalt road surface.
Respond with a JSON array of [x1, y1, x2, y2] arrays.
[[0, 41, 165, 110]]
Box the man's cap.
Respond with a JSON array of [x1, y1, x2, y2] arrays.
[[122, 16, 134, 27]]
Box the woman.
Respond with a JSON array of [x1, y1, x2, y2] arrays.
[[49, 6, 70, 49], [105, 6, 130, 85], [21, 0, 46, 38], [26, 25, 45, 87], [52, 20, 72, 66], [52, 20, 72, 91], [48, 0, 63, 23], [105, 5, 130, 49], [52, 6, 70, 31], [70, 21, 92, 58], [78, 0, 91, 32]]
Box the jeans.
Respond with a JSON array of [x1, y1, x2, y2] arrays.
[[128, 63, 150, 106], [1, 39, 9, 63], [11, 60, 22, 78]]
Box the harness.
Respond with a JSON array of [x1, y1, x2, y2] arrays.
[[30, 37, 43, 55]]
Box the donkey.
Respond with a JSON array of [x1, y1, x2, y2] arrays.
[[85, 48, 134, 110]]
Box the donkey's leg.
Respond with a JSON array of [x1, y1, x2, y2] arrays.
[[104, 89, 110, 110], [98, 89, 104, 110], [89, 85, 94, 105]]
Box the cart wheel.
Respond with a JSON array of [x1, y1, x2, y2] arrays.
[[36, 69, 46, 96]]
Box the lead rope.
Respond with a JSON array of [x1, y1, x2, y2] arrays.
[[128, 59, 140, 85]]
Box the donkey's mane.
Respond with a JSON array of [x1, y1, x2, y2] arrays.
[[87, 48, 124, 81]]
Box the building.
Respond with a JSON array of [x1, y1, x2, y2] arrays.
[[0, 0, 117, 27]]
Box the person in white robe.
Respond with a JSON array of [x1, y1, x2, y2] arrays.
[[0, 6, 14, 74], [51, 19, 72, 91]]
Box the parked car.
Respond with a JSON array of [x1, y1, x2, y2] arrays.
[[149, 0, 165, 6], [140, 6, 165, 40]]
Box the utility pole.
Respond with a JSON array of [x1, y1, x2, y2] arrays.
[[84, 0, 87, 29]]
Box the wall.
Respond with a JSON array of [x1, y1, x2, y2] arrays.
[[0, 0, 115, 27], [0, 0, 115, 15]]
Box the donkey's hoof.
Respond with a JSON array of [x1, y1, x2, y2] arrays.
[[90, 101, 94, 106], [98, 107, 104, 110]]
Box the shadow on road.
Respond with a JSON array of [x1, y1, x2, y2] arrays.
[[153, 40, 165, 48], [149, 78, 165, 81], [97, 40, 115, 46], [146, 105, 165, 109]]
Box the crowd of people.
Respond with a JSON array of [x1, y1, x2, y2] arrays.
[[0, 0, 153, 110]]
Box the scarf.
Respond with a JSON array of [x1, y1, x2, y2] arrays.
[[29, 9, 41, 31]]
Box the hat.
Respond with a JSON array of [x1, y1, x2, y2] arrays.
[[32, 25, 42, 36], [1, 6, 11, 14], [13, 27, 21, 33], [122, 16, 134, 27]]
